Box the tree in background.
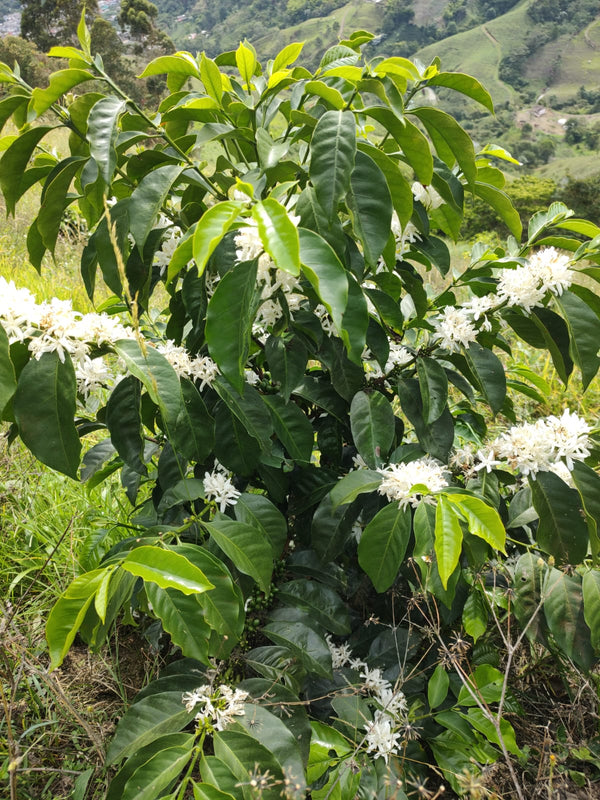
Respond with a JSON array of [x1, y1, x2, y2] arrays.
[[20, 0, 98, 51], [0, 35, 52, 86], [118, 0, 173, 55]]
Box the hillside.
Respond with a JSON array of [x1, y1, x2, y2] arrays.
[[156, 0, 600, 178]]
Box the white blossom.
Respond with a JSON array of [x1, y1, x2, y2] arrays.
[[314, 304, 336, 336], [325, 634, 353, 669], [182, 683, 249, 731], [360, 665, 391, 694], [363, 710, 402, 763], [412, 182, 443, 211], [375, 686, 408, 720], [432, 307, 478, 352], [75, 356, 113, 396], [203, 468, 241, 511], [377, 458, 449, 509], [497, 266, 545, 313], [528, 247, 573, 296], [189, 355, 219, 389]]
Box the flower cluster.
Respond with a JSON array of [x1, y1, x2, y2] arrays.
[[475, 409, 591, 477], [497, 247, 574, 312], [155, 341, 219, 389], [203, 463, 241, 511], [325, 637, 410, 763], [377, 458, 449, 508], [182, 683, 249, 730], [432, 306, 478, 352], [411, 182, 443, 211]]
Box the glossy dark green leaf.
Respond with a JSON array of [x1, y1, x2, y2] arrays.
[[214, 730, 284, 800], [106, 375, 145, 475], [106, 691, 196, 764], [13, 352, 81, 479], [462, 590, 488, 642], [512, 552, 548, 646], [0, 323, 16, 417], [311, 492, 357, 562], [265, 335, 307, 400], [263, 394, 314, 462], [146, 583, 211, 663], [357, 142, 413, 227], [206, 259, 257, 392], [531, 308, 573, 385], [213, 377, 273, 452], [556, 290, 600, 390], [263, 619, 332, 678], [473, 182, 522, 240], [88, 96, 126, 184], [346, 150, 392, 265], [278, 579, 350, 635], [214, 403, 261, 476], [349, 390, 395, 469], [583, 570, 600, 651], [174, 378, 215, 463], [129, 165, 183, 249], [530, 471, 588, 565], [203, 512, 273, 592], [572, 461, 600, 563], [411, 107, 476, 185], [0, 126, 53, 215], [330, 469, 382, 508], [464, 342, 506, 415], [30, 69, 94, 117], [428, 664, 450, 709], [309, 109, 356, 221], [544, 567, 593, 670], [358, 502, 411, 592], [234, 493, 287, 558], [417, 357, 448, 424], [299, 228, 348, 336], [121, 546, 214, 595]]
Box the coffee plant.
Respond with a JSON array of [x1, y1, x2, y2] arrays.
[[2, 14, 600, 799]]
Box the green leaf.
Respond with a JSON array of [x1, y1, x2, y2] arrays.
[[473, 182, 522, 240], [530, 471, 588, 565], [0, 125, 53, 215], [200, 53, 223, 102], [264, 335, 307, 400], [213, 378, 273, 453], [138, 52, 200, 80], [350, 390, 395, 470], [460, 709, 521, 756], [411, 107, 476, 185], [311, 492, 358, 562], [583, 570, 600, 651], [462, 590, 488, 642], [435, 496, 463, 589], [129, 165, 183, 249], [464, 342, 506, 415], [106, 375, 145, 475], [309, 109, 356, 222], [192, 201, 243, 275], [30, 69, 94, 117], [215, 730, 283, 800], [203, 512, 273, 592], [427, 72, 494, 113], [88, 96, 126, 184], [330, 469, 382, 508], [119, 742, 194, 800], [205, 259, 257, 393], [0, 323, 16, 417], [13, 351, 81, 479], [234, 493, 287, 559], [237, 704, 306, 793], [358, 503, 411, 592], [121, 546, 214, 595], [299, 228, 348, 336], [36, 156, 86, 254], [357, 142, 413, 227], [252, 198, 300, 276], [262, 394, 313, 462], [305, 80, 345, 109], [263, 619, 332, 678], [571, 461, 600, 564], [445, 494, 506, 553], [512, 552, 548, 646], [417, 357, 448, 425], [272, 41, 304, 73], [193, 783, 235, 800], [531, 308, 573, 386], [46, 569, 105, 670], [278, 579, 350, 635], [556, 290, 600, 390], [428, 664, 450, 709], [106, 692, 196, 764], [146, 583, 211, 663], [544, 567, 593, 670], [346, 150, 392, 265], [363, 107, 433, 184], [173, 379, 216, 464]]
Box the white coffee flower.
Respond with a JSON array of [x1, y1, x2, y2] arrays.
[[363, 710, 402, 763], [497, 266, 545, 313], [189, 355, 219, 389], [325, 634, 353, 669], [412, 182, 443, 210], [375, 686, 408, 720], [360, 665, 391, 694], [377, 458, 448, 509], [432, 307, 478, 352], [528, 247, 573, 296], [203, 468, 241, 512], [182, 684, 249, 731]]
